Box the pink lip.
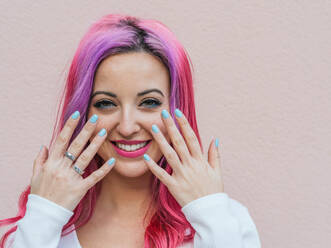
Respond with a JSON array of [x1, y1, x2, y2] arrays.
[[111, 140, 152, 158]]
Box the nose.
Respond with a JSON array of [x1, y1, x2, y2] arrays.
[[115, 108, 140, 138]]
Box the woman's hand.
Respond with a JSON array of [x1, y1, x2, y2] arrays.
[[143, 109, 224, 208], [30, 111, 116, 212]]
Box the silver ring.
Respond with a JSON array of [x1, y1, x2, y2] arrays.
[[73, 164, 85, 175], [64, 151, 76, 161]]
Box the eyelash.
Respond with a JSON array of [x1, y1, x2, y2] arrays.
[[93, 98, 162, 109]]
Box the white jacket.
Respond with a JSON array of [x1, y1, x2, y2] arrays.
[[8, 192, 261, 248]]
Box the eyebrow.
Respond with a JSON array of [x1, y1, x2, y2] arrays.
[[90, 88, 164, 100]]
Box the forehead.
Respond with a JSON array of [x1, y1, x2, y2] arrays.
[[93, 51, 170, 97]]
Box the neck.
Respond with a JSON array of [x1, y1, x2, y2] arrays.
[[94, 169, 156, 226]]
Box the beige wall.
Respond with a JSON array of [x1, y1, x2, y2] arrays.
[[1, 1, 330, 247]]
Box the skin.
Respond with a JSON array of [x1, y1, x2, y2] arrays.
[[77, 51, 172, 247]]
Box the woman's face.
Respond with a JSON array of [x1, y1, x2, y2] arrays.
[[87, 51, 171, 178]]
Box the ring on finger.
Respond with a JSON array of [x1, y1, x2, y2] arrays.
[[73, 164, 85, 175], [64, 150, 76, 162]]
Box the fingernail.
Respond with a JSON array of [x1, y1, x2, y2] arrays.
[[215, 138, 219, 148], [143, 154, 150, 161], [152, 124, 159, 133], [161, 109, 169, 119], [40, 145, 43, 152], [175, 108, 182, 118], [107, 158, 115, 166], [98, 128, 106, 136], [72, 110, 80, 119], [90, 114, 98, 123]]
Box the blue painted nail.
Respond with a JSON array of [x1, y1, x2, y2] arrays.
[[98, 128, 106, 136], [40, 145, 43, 151], [175, 109, 182, 118], [143, 154, 150, 161], [72, 111, 80, 119], [215, 138, 219, 148], [161, 109, 169, 119], [152, 124, 159, 133], [90, 114, 98, 123], [107, 158, 115, 166]]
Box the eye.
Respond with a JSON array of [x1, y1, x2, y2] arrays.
[[140, 98, 162, 108], [93, 100, 116, 109], [93, 98, 162, 110]]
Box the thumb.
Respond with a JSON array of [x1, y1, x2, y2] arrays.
[[32, 145, 49, 176], [208, 137, 220, 170]]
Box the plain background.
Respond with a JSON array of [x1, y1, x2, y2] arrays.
[[0, 1, 330, 247]]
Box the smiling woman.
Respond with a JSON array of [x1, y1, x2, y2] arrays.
[[85, 51, 172, 178], [0, 14, 261, 248]]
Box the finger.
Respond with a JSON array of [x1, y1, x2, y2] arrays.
[[208, 138, 219, 170], [173, 109, 203, 160], [143, 153, 174, 187], [51, 110, 81, 160], [83, 157, 115, 190], [63, 114, 100, 166], [150, 124, 182, 173], [71, 128, 108, 175], [210, 138, 224, 191], [33, 145, 49, 176], [161, 109, 191, 165]]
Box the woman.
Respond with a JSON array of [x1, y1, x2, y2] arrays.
[[0, 14, 261, 248]]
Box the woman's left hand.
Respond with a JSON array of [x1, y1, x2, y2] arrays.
[[143, 108, 224, 208]]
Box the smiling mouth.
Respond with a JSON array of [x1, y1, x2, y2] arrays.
[[110, 140, 152, 152]]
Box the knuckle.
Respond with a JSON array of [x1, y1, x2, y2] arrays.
[[70, 129, 90, 148], [85, 122, 95, 132], [52, 171, 66, 181], [182, 119, 189, 128], [96, 169, 104, 177], [187, 134, 196, 143], [89, 142, 98, 151], [159, 172, 166, 182], [181, 120, 191, 131], [173, 137, 182, 147], [81, 127, 91, 138], [70, 140, 83, 151], [92, 170, 101, 180], [87, 172, 101, 186], [79, 152, 90, 163], [57, 132, 68, 145], [167, 151, 177, 161]]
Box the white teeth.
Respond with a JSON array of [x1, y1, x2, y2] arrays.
[[115, 141, 148, 151]]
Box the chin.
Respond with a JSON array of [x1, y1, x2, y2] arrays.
[[111, 160, 152, 178]]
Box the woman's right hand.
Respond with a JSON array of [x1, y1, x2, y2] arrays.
[[30, 110, 115, 212]]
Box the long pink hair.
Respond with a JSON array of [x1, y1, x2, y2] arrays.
[[0, 13, 203, 248]]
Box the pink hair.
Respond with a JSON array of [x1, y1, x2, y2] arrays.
[[0, 13, 203, 248]]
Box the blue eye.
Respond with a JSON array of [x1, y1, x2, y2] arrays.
[[93, 98, 162, 109], [93, 100, 115, 109], [140, 98, 162, 108]]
